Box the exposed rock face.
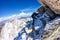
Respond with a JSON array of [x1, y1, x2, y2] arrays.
[[38, 0, 60, 40], [42, 18, 60, 40], [38, 0, 60, 14]]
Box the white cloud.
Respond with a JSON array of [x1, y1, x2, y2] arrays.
[[20, 8, 38, 13], [18, 12, 32, 17], [0, 12, 32, 22]]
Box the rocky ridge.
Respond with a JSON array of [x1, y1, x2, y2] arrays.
[[42, 17, 60, 40]]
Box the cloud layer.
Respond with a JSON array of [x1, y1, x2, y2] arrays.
[[0, 12, 32, 22]]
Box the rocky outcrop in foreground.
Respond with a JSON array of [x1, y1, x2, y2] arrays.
[[38, 0, 60, 14], [42, 17, 60, 40]]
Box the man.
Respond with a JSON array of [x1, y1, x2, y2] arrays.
[[30, 6, 56, 40], [30, 0, 60, 40], [14, 0, 60, 40]]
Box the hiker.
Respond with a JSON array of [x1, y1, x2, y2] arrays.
[[30, 6, 57, 40], [14, 0, 60, 40], [14, 6, 57, 40], [30, 0, 60, 39]]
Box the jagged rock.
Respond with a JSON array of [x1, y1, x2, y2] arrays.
[[38, 0, 60, 14], [42, 18, 60, 40], [37, 0, 60, 39]]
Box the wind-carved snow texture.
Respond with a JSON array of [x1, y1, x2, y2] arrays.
[[0, 17, 32, 40], [0, 14, 60, 40]]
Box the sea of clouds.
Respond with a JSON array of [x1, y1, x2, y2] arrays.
[[0, 12, 33, 22]]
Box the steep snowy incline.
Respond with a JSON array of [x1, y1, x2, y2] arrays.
[[0, 17, 32, 40], [0, 12, 60, 40]]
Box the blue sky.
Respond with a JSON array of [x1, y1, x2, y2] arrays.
[[0, 0, 41, 17]]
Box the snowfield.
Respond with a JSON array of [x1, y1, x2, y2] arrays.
[[0, 18, 60, 40], [0, 17, 32, 40], [0, 13, 60, 40]]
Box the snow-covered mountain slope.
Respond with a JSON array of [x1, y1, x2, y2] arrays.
[[1, 17, 60, 40], [0, 12, 33, 40], [0, 12, 60, 40], [0, 16, 32, 40]]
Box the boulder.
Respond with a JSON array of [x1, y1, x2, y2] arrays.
[[38, 0, 60, 14]]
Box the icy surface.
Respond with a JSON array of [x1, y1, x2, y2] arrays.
[[0, 13, 60, 40], [0, 17, 32, 40]]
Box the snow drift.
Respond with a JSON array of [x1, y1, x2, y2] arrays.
[[0, 12, 32, 40]]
